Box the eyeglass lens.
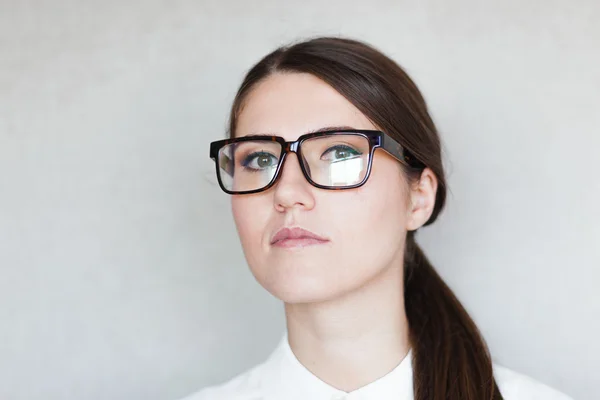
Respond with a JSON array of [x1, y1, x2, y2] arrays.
[[217, 134, 371, 192]]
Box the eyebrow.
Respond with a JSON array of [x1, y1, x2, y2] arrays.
[[307, 125, 357, 134], [242, 125, 358, 138]]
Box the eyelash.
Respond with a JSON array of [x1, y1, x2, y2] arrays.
[[321, 144, 361, 159], [241, 151, 278, 171]]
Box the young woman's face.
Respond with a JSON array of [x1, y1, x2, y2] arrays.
[[231, 72, 417, 304]]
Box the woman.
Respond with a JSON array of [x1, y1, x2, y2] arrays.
[[185, 37, 572, 400]]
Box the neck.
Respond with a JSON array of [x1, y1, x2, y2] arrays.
[[284, 258, 410, 392]]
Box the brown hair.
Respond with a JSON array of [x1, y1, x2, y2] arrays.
[[227, 37, 503, 400]]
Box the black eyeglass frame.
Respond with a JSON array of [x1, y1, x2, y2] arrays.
[[209, 129, 425, 195]]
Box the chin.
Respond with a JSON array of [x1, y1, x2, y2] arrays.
[[255, 267, 342, 304]]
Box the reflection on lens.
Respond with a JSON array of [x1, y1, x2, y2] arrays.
[[301, 134, 370, 187], [327, 156, 365, 186]]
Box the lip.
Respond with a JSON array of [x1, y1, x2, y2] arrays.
[[270, 227, 329, 248]]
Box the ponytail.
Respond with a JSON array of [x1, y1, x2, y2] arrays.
[[404, 231, 504, 399]]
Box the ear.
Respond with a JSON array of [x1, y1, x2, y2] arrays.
[[405, 168, 438, 231]]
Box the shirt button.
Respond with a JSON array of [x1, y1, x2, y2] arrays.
[[330, 395, 347, 400]]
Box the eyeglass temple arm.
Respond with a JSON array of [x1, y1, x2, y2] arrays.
[[380, 134, 425, 168]]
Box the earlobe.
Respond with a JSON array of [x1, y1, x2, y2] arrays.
[[405, 195, 422, 231]]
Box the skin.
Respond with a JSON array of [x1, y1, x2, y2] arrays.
[[231, 72, 438, 392]]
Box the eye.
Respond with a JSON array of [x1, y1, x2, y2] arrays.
[[241, 151, 279, 171], [321, 145, 362, 162]]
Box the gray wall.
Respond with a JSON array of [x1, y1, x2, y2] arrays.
[[0, 1, 598, 399]]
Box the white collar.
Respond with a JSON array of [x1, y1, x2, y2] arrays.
[[260, 332, 414, 400]]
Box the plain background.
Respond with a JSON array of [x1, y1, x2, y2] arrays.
[[1, 1, 598, 399]]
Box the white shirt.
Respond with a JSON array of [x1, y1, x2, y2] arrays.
[[181, 332, 573, 400]]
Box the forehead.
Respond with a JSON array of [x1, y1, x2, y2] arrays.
[[235, 72, 376, 140]]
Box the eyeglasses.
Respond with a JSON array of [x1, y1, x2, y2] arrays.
[[209, 129, 425, 195]]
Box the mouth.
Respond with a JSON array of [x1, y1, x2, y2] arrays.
[[270, 227, 329, 249]]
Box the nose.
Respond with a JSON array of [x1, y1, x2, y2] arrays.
[[272, 152, 315, 212]]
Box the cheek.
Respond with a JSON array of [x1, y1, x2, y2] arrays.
[[334, 164, 408, 266], [336, 186, 406, 256], [231, 197, 268, 249]]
